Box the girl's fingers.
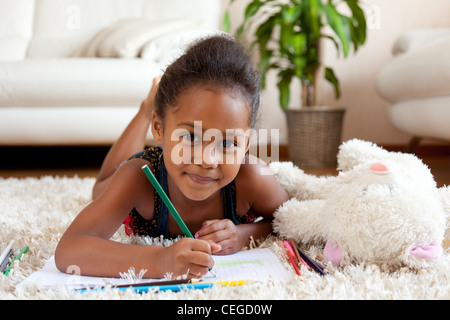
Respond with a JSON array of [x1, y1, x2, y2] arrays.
[[207, 240, 222, 253]]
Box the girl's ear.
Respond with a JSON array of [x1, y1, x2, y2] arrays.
[[151, 110, 163, 146]]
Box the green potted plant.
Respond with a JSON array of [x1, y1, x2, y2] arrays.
[[224, 0, 367, 167]]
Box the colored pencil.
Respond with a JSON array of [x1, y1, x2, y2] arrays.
[[282, 241, 302, 276], [287, 238, 327, 276], [142, 165, 193, 238], [0, 240, 15, 274], [3, 246, 29, 276], [141, 164, 215, 276], [77, 279, 250, 293], [287, 238, 309, 270]]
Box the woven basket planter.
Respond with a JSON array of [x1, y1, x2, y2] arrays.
[[285, 107, 346, 168]]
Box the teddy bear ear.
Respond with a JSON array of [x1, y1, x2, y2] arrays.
[[337, 139, 389, 171]]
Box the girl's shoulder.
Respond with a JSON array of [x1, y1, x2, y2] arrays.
[[237, 154, 272, 181], [105, 157, 156, 216], [128, 146, 163, 167], [235, 155, 285, 196], [109, 157, 155, 195], [235, 155, 289, 216]]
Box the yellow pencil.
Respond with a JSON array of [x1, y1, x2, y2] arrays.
[[192, 279, 251, 286], [214, 280, 250, 286]]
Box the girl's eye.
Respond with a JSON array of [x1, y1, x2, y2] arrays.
[[222, 140, 237, 149], [182, 133, 199, 143]]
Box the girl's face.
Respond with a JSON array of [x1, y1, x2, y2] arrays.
[[151, 85, 252, 201]]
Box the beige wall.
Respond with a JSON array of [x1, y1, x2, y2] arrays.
[[221, 0, 450, 146]]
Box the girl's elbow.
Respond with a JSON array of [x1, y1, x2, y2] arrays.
[[54, 243, 67, 273], [54, 238, 75, 274]]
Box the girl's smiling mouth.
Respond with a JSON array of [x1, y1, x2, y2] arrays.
[[186, 173, 217, 184]]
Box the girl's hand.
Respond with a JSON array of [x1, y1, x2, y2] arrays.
[[161, 237, 221, 278], [195, 219, 243, 255]]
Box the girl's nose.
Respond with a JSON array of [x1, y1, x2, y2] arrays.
[[200, 144, 219, 168]]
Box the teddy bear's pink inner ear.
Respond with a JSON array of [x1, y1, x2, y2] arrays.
[[410, 244, 442, 259], [324, 241, 342, 266], [370, 162, 390, 172]]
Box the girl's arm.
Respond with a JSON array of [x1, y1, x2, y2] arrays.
[[55, 159, 217, 278]]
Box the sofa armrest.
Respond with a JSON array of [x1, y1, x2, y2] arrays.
[[393, 28, 450, 56], [378, 36, 450, 103]]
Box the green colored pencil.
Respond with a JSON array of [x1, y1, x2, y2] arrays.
[[141, 165, 193, 238], [141, 165, 216, 277], [142, 165, 216, 277], [3, 246, 29, 276]]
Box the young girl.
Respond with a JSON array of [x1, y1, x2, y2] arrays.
[[55, 35, 289, 279]]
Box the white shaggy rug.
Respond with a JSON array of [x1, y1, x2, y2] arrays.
[[1, 175, 449, 300]]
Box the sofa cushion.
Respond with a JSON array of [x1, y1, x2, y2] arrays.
[[0, 0, 34, 61], [74, 18, 200, 58], [0, 58, 159, 106], [26, 0, 221, 58], [27, 0, 147, 58], [377, 37, 450, 103]]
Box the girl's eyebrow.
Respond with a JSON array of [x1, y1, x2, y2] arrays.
[[176, 121, 205, 132], [176, 122, 247, 137], [177, 122, 197, 128]]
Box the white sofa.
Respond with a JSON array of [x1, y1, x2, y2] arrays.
[[376, 29, 450, 151], [0, 0, 221, 146]]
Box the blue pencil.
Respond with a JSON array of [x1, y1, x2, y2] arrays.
[[123, 282, 214, 293], [78, 282, 214, 293]]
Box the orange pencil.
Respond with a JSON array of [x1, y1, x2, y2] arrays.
[[283, 241, 302, 276]]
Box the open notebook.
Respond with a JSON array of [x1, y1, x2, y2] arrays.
[[18, 248, 292, 290]]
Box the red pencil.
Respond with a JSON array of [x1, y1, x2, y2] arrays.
[[287, 252, 302, 276], [282, 241, 302, 276]]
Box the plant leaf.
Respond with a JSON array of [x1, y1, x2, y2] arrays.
[[279, 21, 292, 55], [277, 69, 294, 109], [325, 67, 341, 99], [281, 5, 302, 24], [293, 56, 306, 79], [258, 49, 274, 89], [222, 0, 238, 33], [254, 12, 278, 49], [223, 11, 231, 33], [322, 34, 340, 55], [346, 0, 367, 45], [244, 0, 264, 20], [322, 4, 350, 57], [291, 32, 307, 56]]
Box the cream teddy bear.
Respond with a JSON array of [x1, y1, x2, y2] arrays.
[[271, 139, 449, 269]]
